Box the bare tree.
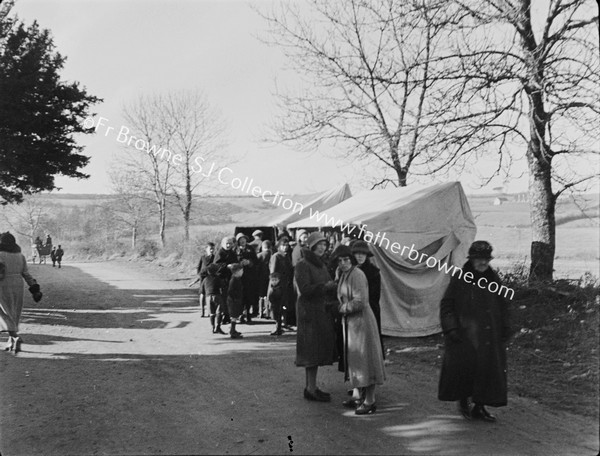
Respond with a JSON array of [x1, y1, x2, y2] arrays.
[[122, 94, 177, 248], [122, 90, 228, 245], [442, 0, 600, 281], [0, 195, 48, 245], [259, 0, 468, 187], [108, 167, 153, 249], [162, 91, 227, 241]]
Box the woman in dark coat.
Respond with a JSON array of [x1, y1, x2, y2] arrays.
[[235, 233, 259, 323], [269, 237, 294, 332], [438, 240, 510, 422], [214, 236, 238, 323], [294, 232, 337, 402]]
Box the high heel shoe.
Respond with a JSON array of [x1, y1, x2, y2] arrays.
[[355, 402, 377, 415]]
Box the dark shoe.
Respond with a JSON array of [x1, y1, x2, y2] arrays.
[[342, 398, 361, 409], [270, 329, 284, 336], [230, 332, 243, 339], [355, 402, 377, 415], [303, 388, 330, 402], [472, 405, 496, 422], [215, 328, 226, 335], [458, 398, 472, 420], [315, 388, 331, 400]]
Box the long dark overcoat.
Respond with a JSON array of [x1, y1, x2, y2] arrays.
[[294, 249, 337, 367], [438, 261, 510, 406]]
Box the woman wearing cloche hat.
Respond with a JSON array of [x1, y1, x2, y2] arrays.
[[438, 240, 510, 423], [294, 232, 338, 402]]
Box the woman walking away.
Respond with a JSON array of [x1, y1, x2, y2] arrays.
[[0, 232, 43, 354], [438, 241, 510, 422], [335, 245, 385, 415], [294, 232, 337, 402]]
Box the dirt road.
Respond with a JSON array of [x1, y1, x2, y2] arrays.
[[1, 261, 598, 455]]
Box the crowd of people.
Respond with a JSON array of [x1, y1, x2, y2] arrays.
[[191, 228, 388, 414], [191, 229, 509, 419], [1, 225, 509, 421]]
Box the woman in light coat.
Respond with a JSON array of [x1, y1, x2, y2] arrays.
[[335, 245, 385, 415], [0, 232, 42, 354]]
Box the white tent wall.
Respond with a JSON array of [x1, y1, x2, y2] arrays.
[[289, 182, 477, 337]]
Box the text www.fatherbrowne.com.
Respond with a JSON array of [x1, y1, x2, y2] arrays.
[[84, 116, 515, 300]]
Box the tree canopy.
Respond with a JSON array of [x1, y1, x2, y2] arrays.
[[0, 2, 100, 204]]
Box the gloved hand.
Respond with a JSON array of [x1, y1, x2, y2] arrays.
[[29, 284, 43, 302], [446, 329, 462, 343]]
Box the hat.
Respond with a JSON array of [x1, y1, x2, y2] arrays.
[[331, 244, 354, 262], [296, 229, 308, 240], [307, 232, 327, 250], [207, 263, 219, 275], [0, 232, 16, 245], [235, 232, 248, 242], [468, 241, 494, 260], [351, 240, 372, 257], [228, 263, 243, 273], [252, 230, 263, 237]]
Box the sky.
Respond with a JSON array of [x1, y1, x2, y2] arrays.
[[11, 0, 534, 196]]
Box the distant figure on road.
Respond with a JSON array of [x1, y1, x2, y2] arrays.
[[0, 232, 43, 354], [55, 245, 64, 268], [45, 234, 52, 247], [50, 246, 57, 267], [438, 240, 510, 422], [294, 232, 337, 403]]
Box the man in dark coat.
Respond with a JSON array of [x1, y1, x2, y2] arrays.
[[214, 237, 238, 324], [438, 241, 510, 422]]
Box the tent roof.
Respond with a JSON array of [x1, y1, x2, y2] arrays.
[[287, 182, 473, 233], [265, 183, 352, 227]]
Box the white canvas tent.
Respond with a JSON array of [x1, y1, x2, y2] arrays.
[[235, 183, 352, 242], [288, 182, 477, 337]]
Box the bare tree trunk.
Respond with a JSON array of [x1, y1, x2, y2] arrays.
[[184, 164, 192, 242], [131, 224, 137, 250], [159, 198, 166, 248], [527, 151, 555, 282]]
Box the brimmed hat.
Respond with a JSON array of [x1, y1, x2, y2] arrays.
[[307, 232, 327, 250], [331, 244, 353, 261], [468, 240, 494, 260], [235, 232, 248, 242], [252, 230, 263, 237], [351, 240, 373, 257], [228, 263, 244, 273]]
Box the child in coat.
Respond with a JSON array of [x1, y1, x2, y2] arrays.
[[227, 263, 244, 339], [202, 263, 225, 334], [268, 272, 285, 336]]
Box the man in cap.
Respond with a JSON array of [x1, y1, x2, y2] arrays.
[[249, 230, 264, 253]]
